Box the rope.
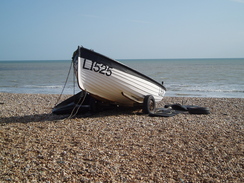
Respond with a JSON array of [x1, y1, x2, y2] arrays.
[[54, 60, 74, 107], [53, 53, 90, 118], [73, 64, 76, 95], [68, 90, 88, 119]]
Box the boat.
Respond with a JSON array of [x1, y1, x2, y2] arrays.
[[71, 46, 166, 113], [54, 49, 210, 116]]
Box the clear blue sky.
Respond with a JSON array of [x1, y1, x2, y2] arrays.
[[1, 0, 244, 60]]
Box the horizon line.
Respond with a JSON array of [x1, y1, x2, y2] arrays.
[[1, 57, 244, 62]]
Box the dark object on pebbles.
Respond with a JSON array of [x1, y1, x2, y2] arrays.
[[52, 91, 116, 116], [53, 92, 210, 117], [188, 106, 210, 114], [149, 104, 210, 117], [149, 108, 186, 117], [52, 91, 94, 115]]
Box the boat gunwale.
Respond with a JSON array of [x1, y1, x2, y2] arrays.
[[73, 46, 166, 91]]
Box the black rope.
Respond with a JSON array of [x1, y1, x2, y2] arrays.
[[73, 64, 76, 95], [54, 60, 74, 107], [68, 90, 88, 118]]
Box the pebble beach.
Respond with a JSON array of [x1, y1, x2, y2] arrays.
[[0, 92, 243, 182]]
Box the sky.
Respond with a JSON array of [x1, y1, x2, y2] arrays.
[[0, 0, 244, 60]]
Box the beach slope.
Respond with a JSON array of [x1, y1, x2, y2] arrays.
[[0, 93, 243, 182]]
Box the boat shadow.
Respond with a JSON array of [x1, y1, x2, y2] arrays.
[[0, 107, 142, 124], [0, 113, 66, 124]]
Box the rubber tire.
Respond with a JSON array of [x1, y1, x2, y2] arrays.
[[188, 107, 210, 114], [143, 95, 156, 114]]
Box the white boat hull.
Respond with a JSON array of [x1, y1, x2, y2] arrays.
[[73, 47, 166, 106]]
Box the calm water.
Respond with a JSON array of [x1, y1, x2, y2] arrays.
[[0, 58, 243, 98]]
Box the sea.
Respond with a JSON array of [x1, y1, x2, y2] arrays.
[[0, 58, 243, 98]]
